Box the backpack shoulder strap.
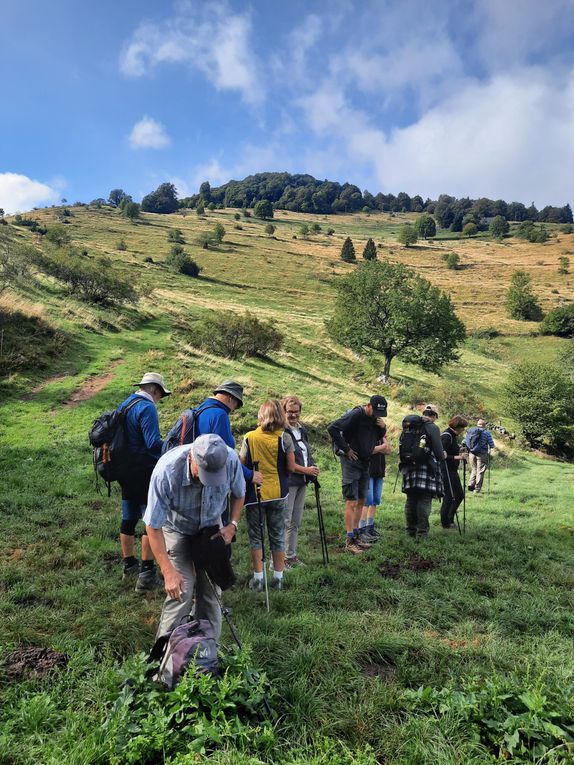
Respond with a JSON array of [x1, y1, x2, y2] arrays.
[[119, 397, 142, 415]]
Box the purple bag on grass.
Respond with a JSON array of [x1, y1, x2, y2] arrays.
[[150, 619, 219, 690]]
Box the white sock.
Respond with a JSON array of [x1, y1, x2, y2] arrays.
[[253, 571, 263, 581], [273, 569, 284, 580]]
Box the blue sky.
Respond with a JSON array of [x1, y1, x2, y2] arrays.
[[2, 0, 574, 213]]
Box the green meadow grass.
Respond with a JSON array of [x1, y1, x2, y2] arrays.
[[1, 207, 573, 763]]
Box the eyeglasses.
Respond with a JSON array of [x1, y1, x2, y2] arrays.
[[286, 410, 300, 415]]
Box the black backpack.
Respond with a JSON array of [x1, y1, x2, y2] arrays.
[[399, 414, 431, 468], [88, 398, 140, 495], [162, 404, 219, 455]]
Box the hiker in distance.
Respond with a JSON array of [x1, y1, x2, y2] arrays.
[[464, 418, 495, 494], [144, 433, 246, 639], [282, 395, 320, 568], [400, 404, 446, 539], [163, 380, 263, 500], [117, 372, 171, 592], [440, 415, 469, 530], [240, 400, 296, 591], [326, 396, 388, 554]]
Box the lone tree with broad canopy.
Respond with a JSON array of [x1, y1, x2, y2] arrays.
[[326, 260, 466, 380], [362, 237, 377, 260], [340, 237, 356, 262], [415, 214, 436, 240], [506, 270, 543, 320], [253, 199, 274, 220], [397, 224, 418, 247], [108, 189, 129, 208], [141, 182, 178, 214]]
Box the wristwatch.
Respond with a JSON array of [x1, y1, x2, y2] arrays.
[[230, 520, 239, 530]]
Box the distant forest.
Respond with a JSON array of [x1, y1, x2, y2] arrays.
[[178, 172, 573, 227]]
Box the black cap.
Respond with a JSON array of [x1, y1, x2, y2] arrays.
[[369, 395, 387, 416]]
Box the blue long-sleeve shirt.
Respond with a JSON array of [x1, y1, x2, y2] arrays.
[[195, 398, 253, 483], [119, 392, 163, 466]]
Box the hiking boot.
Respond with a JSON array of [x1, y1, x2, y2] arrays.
[[345, 539, 365, 555], [442, 524, 458, 532], [270, 577, 284, 590], [248, 576, 264, 592], [367, 527, 381, 538], [359, 531, 379, 543], [467, 485, 475, 492], [122, 560, 140, 579], [134, 568, 162, 593], [355, 535, 374, 549], [285, 556, 304, 568]]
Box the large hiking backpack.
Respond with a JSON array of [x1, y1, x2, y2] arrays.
[[88, 398, 140, 495], [399, 414, 431, 468], [148, 619, 219, 690], [162, 404, 219, 454], [466, 428, 484, 455]]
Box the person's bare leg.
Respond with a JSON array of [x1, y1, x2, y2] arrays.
[[250, 548, 263, 573], [120, 533, 135, 558], [271, 550, 285, 573], [353, 499, 365, 530], [344, 499, 357, 532]]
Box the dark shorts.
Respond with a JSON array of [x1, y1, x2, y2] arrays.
[[340, 457, 370, 501], [120, 466, 154, 506], [121, 499, 146, 522]]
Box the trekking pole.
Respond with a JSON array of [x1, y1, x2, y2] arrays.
[[205, 574, 273, 718], [392, 465, 400, 494], [443, 464, 462, 536], [312, 479, 329, 566], [253, 461, 270, 613], [487, 446, 491, 495], [462, 458, 467, 535]]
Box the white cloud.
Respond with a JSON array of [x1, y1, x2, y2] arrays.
[[119, 4, 262, 104], [473, 0, 574, 71], [297, 68, 574, 206], [0, 173, 60, 214], [370, 70, 574, 205], [128, 116, 170, 150]]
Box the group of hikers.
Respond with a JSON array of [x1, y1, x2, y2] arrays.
[[107, 372, 495, 643]]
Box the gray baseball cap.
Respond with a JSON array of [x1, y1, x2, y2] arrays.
[[191, 434, 229, 487], [213, 380, 244, 407]]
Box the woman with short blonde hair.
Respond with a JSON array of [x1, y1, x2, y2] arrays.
[[240, 400, 295, 592], [258, 399, 287, 432]]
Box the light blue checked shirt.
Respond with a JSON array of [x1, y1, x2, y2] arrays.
[[143, 444, 246, 535]]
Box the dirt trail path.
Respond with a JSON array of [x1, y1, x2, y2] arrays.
[[62, 359, 123, 407]]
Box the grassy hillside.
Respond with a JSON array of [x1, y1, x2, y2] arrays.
[[1, 206, 573, 764]]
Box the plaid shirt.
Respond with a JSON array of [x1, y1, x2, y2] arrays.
[[143, 444, 245, 534], [401, 459, 444, 497]]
